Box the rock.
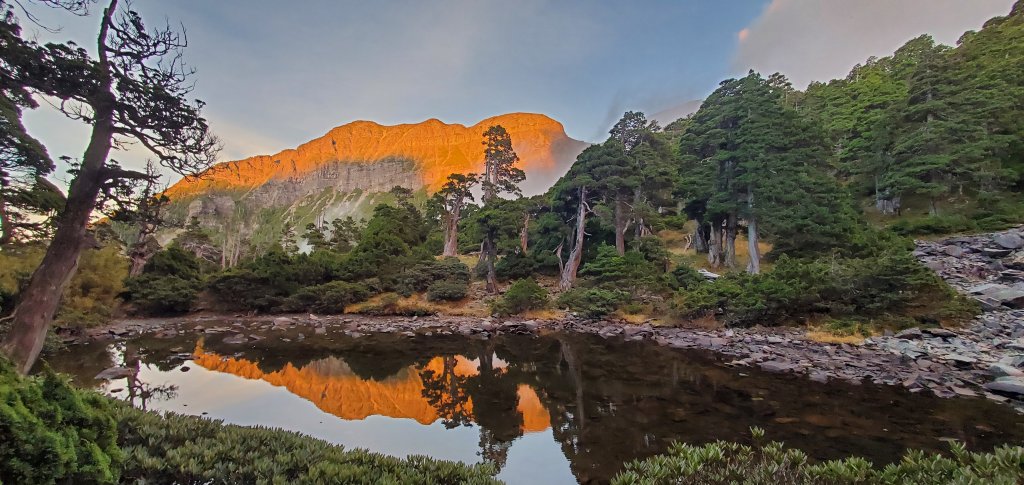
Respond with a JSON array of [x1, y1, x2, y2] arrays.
[[990, 288, 1024, 309], [925, 261, 945, 272], [223, 333, 249, 344], [983, 247, 1013, 258], [314, 326, 327, 335], [942, 245, 965, 257], [760, 361, 796, 373], [923, 328, 957, 338], [180, 366, 191, 372], [766, 336, 785, 344], [95, 366, 135, 380], [993, 233, 1024, 250], [943, 354, 978, 366], [809, 371, 829, 383], [895, 328, 923, 339], [984, 377, 1024, 396], [989, 363, 1024, 377]]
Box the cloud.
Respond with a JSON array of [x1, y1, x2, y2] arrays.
[[733, 0, 1016, 88]]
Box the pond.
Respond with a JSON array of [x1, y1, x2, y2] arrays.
[[48, 321, 1024, 484]]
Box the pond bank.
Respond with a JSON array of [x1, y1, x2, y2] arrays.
[[75, 227, 1024, 413]]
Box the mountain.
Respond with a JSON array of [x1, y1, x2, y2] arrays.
[[161, 113, 587, 250]]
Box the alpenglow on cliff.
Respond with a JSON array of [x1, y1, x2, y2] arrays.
[[162, 113, 587, 250]]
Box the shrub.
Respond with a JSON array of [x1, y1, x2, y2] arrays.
[[206, 269, 286, 312], [492, 278, 548, 316], [426, 280, 468, 302], [556, 288, 627, 318], [612, 428, 1024, 485], [281, 281, 372, 313], [495, 252, 536, 280], [54, 245, 128, 328], [123, 274, 198, 315], [115, 404, 499, 484], [670, 264, 705, 290], [396, 257, 471, 296], [0, 360, 122, 484], [581, 245, 666, 296]]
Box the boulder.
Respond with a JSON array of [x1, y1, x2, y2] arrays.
[[223, 333, 249, 344], [984, 377, 1024, 396], [988, 362, 1024, 378], [993, 233, 1024, 250], [982, 248, 1013, 258], [942, 245, 964, 257], [894, 328, 923, 339], [95, 366, 135, 380], [760, 361, 796, 373], [923, 328, 957, 338]]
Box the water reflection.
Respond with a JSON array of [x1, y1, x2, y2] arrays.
[[47, 328, 1024, 485]]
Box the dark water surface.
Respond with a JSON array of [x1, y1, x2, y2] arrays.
[[48, 323, 1024, 484]]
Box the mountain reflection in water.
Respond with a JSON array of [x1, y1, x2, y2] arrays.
[[47, 328, 1024, 485], [191, 341, 551, 432]]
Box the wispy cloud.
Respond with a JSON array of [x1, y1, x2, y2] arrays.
[[733, 0, 1015, 88]]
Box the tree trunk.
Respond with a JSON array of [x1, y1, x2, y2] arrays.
[[483, 236, 498, 294], [558, 186, 587, 291], [693, 219, 708, 254], [1, 102, 115, 374], [519, 212, 529, 254], [746, 191, 760, 274], [724, 213, 738, 269], [127, 234, 158, 277], [0, 196, 12, 245], [614, 197, 626, 256], [929, 198, 939, 217], [707, 218, 723, 268], [1, 2, 118, 374], [443, 209, 460, 257]]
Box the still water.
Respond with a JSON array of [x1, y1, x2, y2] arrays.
[[48, 323, 1024, 484]]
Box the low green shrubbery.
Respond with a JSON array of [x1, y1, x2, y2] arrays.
[[426, 280, 469, 302], [123, 274, 199, 314], [612, 428, 1024, 485], [0, 360, 123, 484], [1, 358, 501, 484], [673, 249, 975, 328], [557, 287, 627, 318], [280, 281, 372, 313], [491, 278, 548, 316]]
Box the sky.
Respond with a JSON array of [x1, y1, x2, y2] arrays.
[[18, 0, 1016, 185]]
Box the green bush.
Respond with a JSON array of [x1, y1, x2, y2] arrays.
[[396, 257, 470, 296], [612, 428, 1024, 485], [581, 245, 666, 297], [0, 360, 122, 484], [491, 278, 548, 316], [281, 281, 372, 313], [556, 287, 627, 318], [670, 264, 705, 290], [123, 274, 198, 315], [674, 250, 973, 327], [494, 252, 537, 280], [206, 268, 286, 312], [426, 280, 468, 302]]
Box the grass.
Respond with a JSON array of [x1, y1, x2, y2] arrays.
[[804, 330, 867, 345]]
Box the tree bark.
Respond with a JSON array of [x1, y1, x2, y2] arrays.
[[1, 2, 118, 374], [128, 234, 158, 277], [559, 186, 587, 291], [614, 196, 627, 256], [724, 213, 738, 269], [746, 194, 761, 274], [443, 208, 460, 257], [519, 212, 529, 254], [0, 197, 12, 245], [693, 219, 708, 254], [483, 235, 498, 293], [707, 218, 723, 268]]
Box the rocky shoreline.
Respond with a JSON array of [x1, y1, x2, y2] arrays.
[[82, 227, 1024, 412]]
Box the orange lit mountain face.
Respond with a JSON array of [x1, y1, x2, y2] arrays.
[[191, 345, 551, 433], [167, 113, 586, 199]]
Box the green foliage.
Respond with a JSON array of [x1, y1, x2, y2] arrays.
[[426, 280, 468, 302], [281, 281, 371, 314], [556, 288, 627, 319], [123, 275, 198, 315], [491, 278, 548, 316], [0, 360, 122, 484], [581, 245, 665, 296], [494, 251, 537, 280], [54, 245, 128, 328], [674, 247, 972, 327], [397, 257, 471, 296], [612, 428, 1024, 485], [670, 264, 705, 290], [114, 403, 500, 484]]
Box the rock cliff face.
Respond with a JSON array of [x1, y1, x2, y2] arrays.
[[163, 113, 585, 250]]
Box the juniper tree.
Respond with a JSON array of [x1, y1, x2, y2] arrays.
[[479, 125, 523, 293], [432, 172, 478, 257], [1, 0, 220, 373]]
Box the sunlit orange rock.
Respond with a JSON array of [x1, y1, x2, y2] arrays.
[[166, 113, 586, 199], [191, 344, 550, 433]]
